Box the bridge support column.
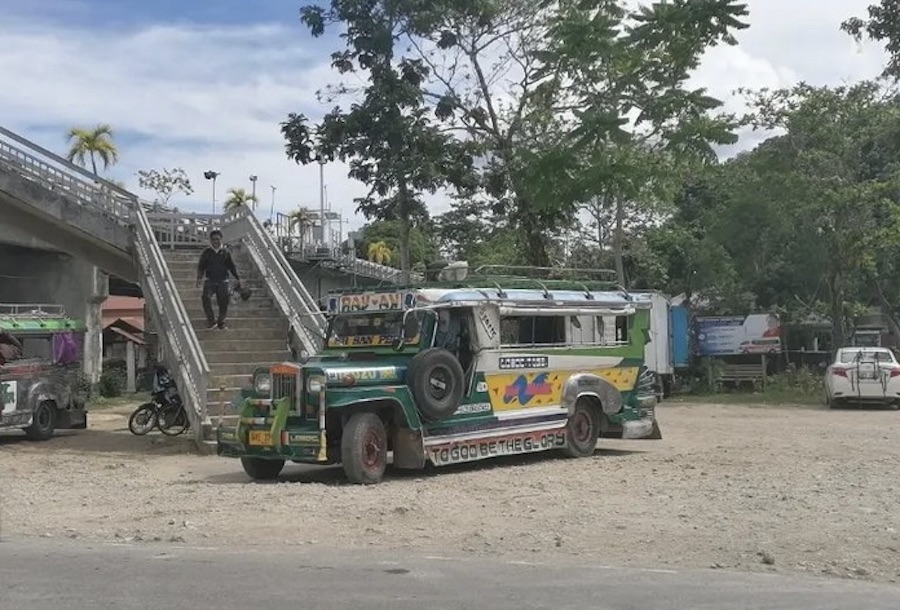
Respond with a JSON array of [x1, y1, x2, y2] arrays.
[[83, 267, 108, 385]]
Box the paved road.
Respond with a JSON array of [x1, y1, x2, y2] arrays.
[[2, 537, 899, 609]]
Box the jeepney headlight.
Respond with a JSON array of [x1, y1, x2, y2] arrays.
[[254, 371, 272, 395], [307, 378, 324, 394]]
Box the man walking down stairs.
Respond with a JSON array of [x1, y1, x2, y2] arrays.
[[162, 247, 293, 419]]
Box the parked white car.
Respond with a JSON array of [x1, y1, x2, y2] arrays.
[[825, 347, 900, 408]]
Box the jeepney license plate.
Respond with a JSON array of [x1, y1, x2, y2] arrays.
[[248, 430, 272, 446]]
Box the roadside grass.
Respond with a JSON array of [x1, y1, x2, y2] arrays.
[[88, 393, 150, 411]]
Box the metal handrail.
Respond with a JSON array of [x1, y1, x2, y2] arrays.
[[223, 206, 325, 355], [0, 126, 133, 222], [268, 211, 419, 283], [133, 203, 211, 435]]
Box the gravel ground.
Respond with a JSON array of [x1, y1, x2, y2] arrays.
[[1, 401, 899, 583]]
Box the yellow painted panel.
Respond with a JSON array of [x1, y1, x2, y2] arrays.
[[485, 367, 640, 411]]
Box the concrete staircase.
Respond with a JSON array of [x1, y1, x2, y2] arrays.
[[162, 247, 292, 417]]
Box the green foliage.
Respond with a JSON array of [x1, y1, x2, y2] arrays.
[[98, 360, 126, 398], [66, 124, 119, 175], [137, 167, 194, 209], [223, 187, 257, 210], [842, 1, 900, 80], [354, 220, 439, 268]]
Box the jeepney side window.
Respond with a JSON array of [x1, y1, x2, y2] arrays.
[[500, 315, 566, 347], [569, 316, 597, 345], [615, 315, 629, 343]]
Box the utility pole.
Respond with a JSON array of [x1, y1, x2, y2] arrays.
[[203, 170, 219, 214]]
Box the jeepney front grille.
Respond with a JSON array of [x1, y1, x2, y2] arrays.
[[271, 372, 298, 410]]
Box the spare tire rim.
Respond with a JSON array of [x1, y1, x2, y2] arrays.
[[362, 429, 382, 468], [571, 410, 592, 444], [427, 367, 451, 400]]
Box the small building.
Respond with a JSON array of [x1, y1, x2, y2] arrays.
[[101, 296, 147, 393]]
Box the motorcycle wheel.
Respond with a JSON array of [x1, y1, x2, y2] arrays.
[[128, 403, 159, 436]]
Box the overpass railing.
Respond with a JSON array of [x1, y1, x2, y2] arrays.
[[223, 206, 326, 356]]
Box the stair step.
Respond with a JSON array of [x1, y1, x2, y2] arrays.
[[199, 338, 290, 351], [205, 350, 292, 365], [208, 361, 286, 376], [193, 327, 288, 341], [183, 306, 281, 319]]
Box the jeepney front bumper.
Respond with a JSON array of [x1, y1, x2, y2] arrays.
[[216, 424, 327, 462]]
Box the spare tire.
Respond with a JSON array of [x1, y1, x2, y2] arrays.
[[407, 348, 465, 422]]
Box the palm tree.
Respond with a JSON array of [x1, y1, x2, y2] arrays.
[[367, 241, 394, 266], [66, 124, 119, 175], [289, 207, 317, 253], [223, 187, 257, 210]]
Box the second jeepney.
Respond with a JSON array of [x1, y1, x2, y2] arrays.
[[217, 267, 661, 484]]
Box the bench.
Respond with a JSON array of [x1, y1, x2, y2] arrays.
[[716, 363, 767, 391]]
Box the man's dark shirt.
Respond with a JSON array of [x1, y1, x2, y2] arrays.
[[197, 246, 239, 283]]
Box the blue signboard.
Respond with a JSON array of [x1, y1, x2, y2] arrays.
[[694, 314, 782, 356]]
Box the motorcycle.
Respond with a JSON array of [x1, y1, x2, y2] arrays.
[[128, 365, 188, 436]]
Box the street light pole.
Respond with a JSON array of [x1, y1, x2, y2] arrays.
[[249, 175, 258, 210], [203, 170, 220, 214], [269, 185, 277, 224], [318, 156, 326, 247]]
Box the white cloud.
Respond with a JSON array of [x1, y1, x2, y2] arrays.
[[0, 0, 890, 231]]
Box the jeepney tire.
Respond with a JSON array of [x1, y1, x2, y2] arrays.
[[407, 348, 465, 422], [341, 412, 388, 485], [24, 401, 56, 441], [240, 457, 285, 481], [561, 398, 600, 459]]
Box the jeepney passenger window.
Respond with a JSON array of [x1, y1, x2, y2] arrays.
[[569, 316, 596, 345], [501, 316, 566, 346], [615, 316, 629, 343]]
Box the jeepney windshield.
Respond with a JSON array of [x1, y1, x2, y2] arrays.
[[326, 310, 424, 348]]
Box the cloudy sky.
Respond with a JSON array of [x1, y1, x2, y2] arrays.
[[0, 0, 889, 234]]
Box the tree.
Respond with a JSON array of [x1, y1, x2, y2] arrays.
[[66, 124, 119, 175], [282, 0, 474, 279], [842, 0, 900, 80], [223, 187, 257, 211], [137, 167, 193, 209], [354, 219, 439, 267], [396, 0, 747, 269], [289, 207, 318, 253], [367, 240, 394, 266]]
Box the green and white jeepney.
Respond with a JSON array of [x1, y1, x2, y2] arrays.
[[217, 270, 661, 484], [0, 304, 90, 440]]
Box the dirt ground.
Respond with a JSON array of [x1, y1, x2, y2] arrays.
[[1, 400, 899, 584]]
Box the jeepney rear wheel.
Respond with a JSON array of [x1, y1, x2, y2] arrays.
[[341, 412, 388, 485], [561, 399, 600, 458], [24, 401, 56, 441], [240, 457, 285, 481]]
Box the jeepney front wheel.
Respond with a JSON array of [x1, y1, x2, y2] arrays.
[[561, 398, 600, 458], [24, 401, 56, 441], [241, 457, 285, 481], [341, 412, 388, 485]]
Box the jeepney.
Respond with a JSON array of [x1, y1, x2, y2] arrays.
[[0, 304, 90, 440], [217, 267, 661, 484]]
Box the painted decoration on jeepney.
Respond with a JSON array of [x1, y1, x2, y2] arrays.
[[486, 367, 641, 411], [428, 429, 567, 466], [488, 372, 563, 410], [328, 292, 415, 313], [1, 380, 17, 414]]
